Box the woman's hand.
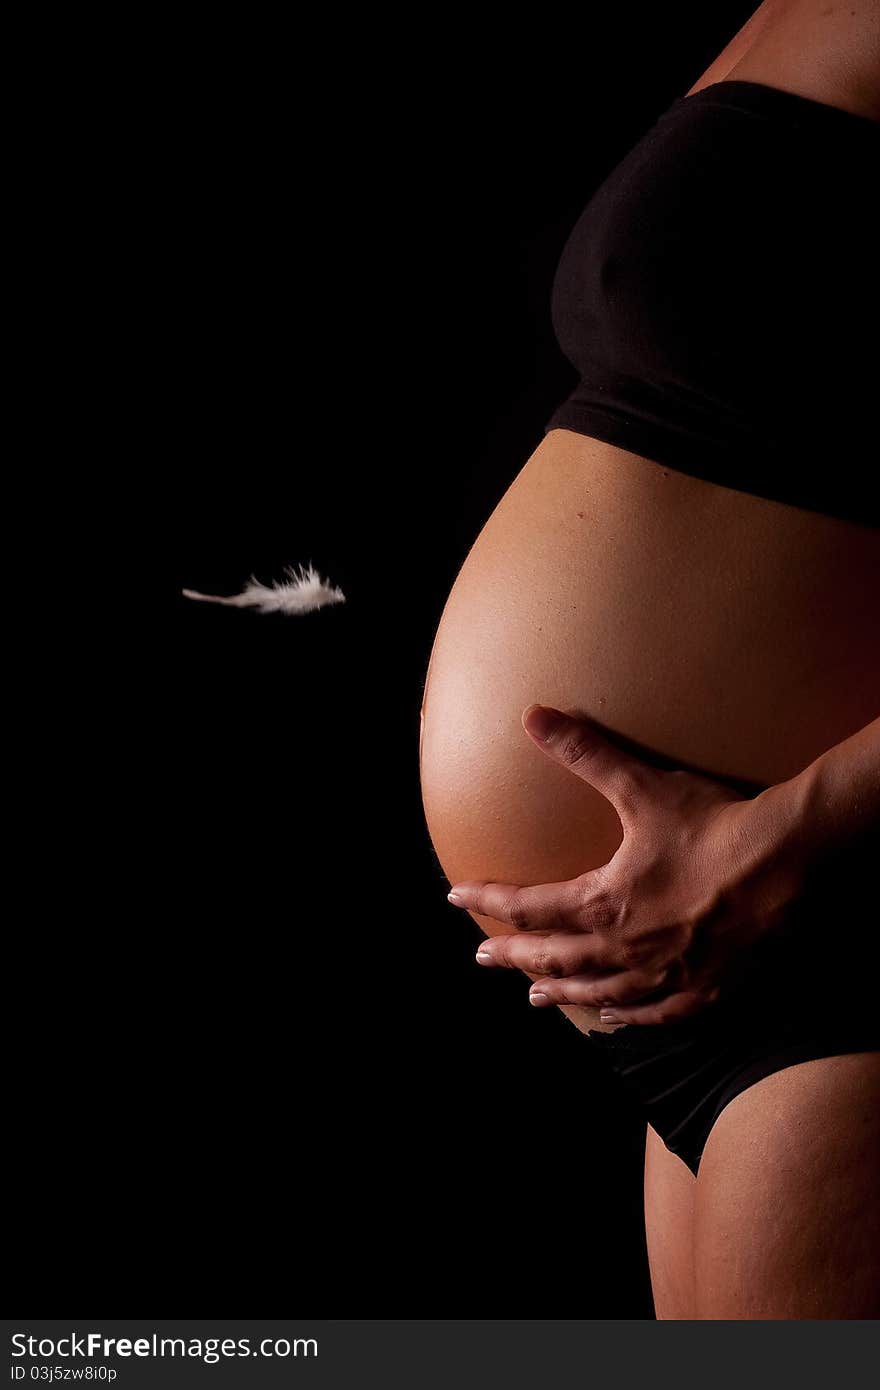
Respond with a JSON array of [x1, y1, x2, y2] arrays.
[[447, 704, 810, 1025]]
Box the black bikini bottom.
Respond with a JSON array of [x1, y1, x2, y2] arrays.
[[584, 881, 880, 1177]]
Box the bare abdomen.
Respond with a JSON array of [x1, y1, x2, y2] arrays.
[[419, 428, 880, 1032]]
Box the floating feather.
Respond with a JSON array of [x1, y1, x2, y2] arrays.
[[182, 563, 346, 615]]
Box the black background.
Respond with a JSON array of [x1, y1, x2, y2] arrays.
[[17, 6, 759, 1316]]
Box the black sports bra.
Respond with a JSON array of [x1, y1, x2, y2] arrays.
[[544, 80, 879, 526]]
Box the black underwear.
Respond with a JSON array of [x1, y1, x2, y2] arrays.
[[587, 1008, 878, 1179], [584, 862, 880, 1177]]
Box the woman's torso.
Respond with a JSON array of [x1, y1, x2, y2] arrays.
[[419, 3, 880, 1035]]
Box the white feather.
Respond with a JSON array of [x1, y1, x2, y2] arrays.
[[182, 563, 346, 615]]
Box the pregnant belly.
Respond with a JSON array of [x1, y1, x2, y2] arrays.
[[419, 428, 880, 1034]]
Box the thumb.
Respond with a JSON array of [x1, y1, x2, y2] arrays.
[[522, 704, 646, 817]]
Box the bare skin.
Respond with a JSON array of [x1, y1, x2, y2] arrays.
[[647, 1049, 880, 1320], [420, 0, 879, 1318], [422, 437, 880, 1030], [644, 1125, 696, 1319], [685, 0, 880, 120], [694, 1054, 880, 1318]]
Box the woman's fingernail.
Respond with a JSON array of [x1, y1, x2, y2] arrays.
[[599, 1010, 621, 1023], [529, 992, 550, 1007], [475, 951, 493, 965], [447, 891, 463, 905]]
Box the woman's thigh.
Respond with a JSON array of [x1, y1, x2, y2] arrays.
[[643, 1124, 696, 1320], [693, 1051, 880, 1319]]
